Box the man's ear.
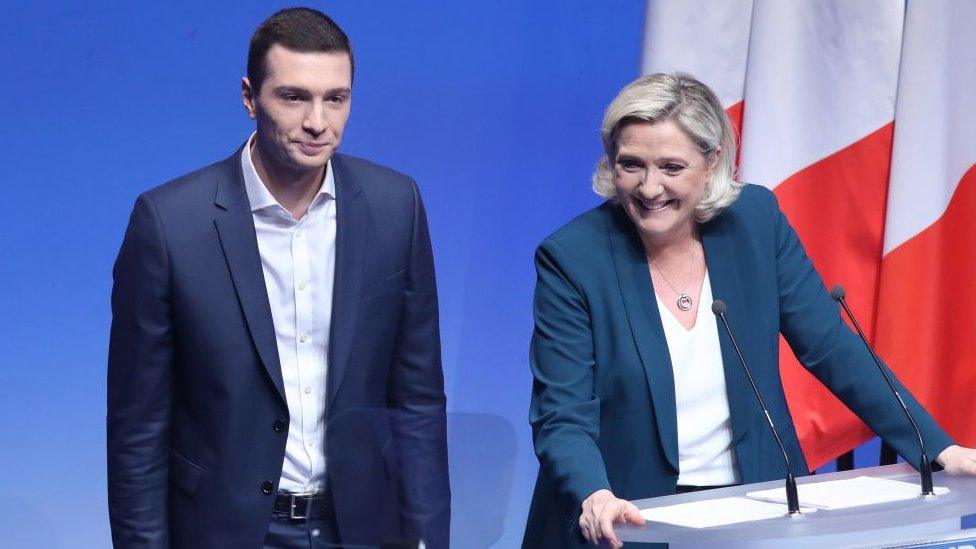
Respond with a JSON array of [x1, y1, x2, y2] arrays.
[[242, 77, 257, 120]]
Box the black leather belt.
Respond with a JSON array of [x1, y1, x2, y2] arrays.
[[273, 491, 331, 520]]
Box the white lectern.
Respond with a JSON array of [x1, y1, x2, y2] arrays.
[[616, 463, 976, 548]]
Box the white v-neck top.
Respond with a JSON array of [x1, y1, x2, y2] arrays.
[[655, 272, 739, 486]]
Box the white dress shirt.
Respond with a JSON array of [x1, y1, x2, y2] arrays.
[[241, 135, 336, 493], [656, 272, 739, 486]]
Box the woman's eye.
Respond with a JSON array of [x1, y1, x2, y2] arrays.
[[618, 160, 643, 172], [663, 164, 685, 174]]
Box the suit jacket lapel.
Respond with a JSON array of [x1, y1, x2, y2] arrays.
[[606, 206, 680, 473], [212, 147, 286, 403], [700, 212, 758, 481], [327, 155, 366, 409]]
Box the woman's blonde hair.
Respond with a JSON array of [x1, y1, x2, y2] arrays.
[[592, 72, 741, 222]]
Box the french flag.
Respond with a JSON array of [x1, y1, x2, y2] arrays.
[[641, 0, 975, 469]]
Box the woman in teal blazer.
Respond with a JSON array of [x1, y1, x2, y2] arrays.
[[523, 73, 975, 548]]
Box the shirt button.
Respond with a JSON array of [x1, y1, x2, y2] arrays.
[[299, 333, 309, 343], [273, 420, 286, 432], [306, 439, 315, 447], [295, 230, 304, 238], [298, 282, 307, 291], [261, 480, 274, 495], [304, 386, 312, 394]]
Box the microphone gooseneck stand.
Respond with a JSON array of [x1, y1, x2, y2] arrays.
[[711, 300, 802, 515], [829, 285, 936, 498]]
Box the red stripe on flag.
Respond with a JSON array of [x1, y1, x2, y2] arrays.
[[773, 123, 895, 469], [726, 100, 744, 137], [875, 164, 976, 447], [727, 101, 744, 173]]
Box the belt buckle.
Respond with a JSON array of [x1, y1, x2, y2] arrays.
[[288, 495, 311, 521]]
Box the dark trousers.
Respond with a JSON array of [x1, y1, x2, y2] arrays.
[[263, 509, 341, 549]]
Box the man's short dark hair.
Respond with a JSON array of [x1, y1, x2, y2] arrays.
[[247, 7, 354, 93]]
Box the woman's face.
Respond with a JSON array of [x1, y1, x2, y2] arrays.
[[613, 119, 717, 245]]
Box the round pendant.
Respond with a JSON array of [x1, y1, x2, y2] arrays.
[[676, 293, 693, 311]]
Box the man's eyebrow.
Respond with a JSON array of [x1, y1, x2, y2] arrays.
[[271, 86, 351, 96], [272, 86, 310, 96]]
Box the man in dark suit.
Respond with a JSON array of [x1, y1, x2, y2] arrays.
[[107, 8, 449, 548]]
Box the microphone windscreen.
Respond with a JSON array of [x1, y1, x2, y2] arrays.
[[711, 300, 727, 315], [830, 285, 846, 301]]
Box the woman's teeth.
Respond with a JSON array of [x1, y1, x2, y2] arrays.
[[640, 199, 672, 211]]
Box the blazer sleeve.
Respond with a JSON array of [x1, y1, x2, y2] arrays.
[[107, 194, 173, 549], [386, 180, 451, 549], [529, 238, 611, 513], [765, 189, 955, 467]]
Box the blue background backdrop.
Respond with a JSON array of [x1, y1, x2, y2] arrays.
[[0, 2, 962, 547], [0, 2, 642, 547]]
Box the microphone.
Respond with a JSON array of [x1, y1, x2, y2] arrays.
[[830, 285, 935, 497], [711, 300, 801, 516]]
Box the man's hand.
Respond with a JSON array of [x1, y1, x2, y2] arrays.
[[936, 445, 976, 475], [579, 489, 645, 548]]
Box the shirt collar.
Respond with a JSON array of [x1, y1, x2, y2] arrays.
[[240, 132, 336, 214]]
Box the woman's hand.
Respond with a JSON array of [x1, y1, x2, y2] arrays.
[[579, 489, 645, 548], [936, 445, 976, 475]]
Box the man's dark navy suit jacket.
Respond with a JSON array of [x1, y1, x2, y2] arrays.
[[107, 146, 450, 548]]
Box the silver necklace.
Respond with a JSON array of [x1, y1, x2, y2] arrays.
[[650, 241, 697, 312]]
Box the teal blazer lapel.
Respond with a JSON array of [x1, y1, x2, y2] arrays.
[[700, 213, 759, 481], [606, 207, 679, 473]]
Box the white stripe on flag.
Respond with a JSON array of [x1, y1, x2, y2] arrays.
[[738, 0, 903, 189], [883, 0, 976, 254], [641, 0, 752, 108]]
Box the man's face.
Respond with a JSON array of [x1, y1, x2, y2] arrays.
[[242, 44, 352, 177]]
